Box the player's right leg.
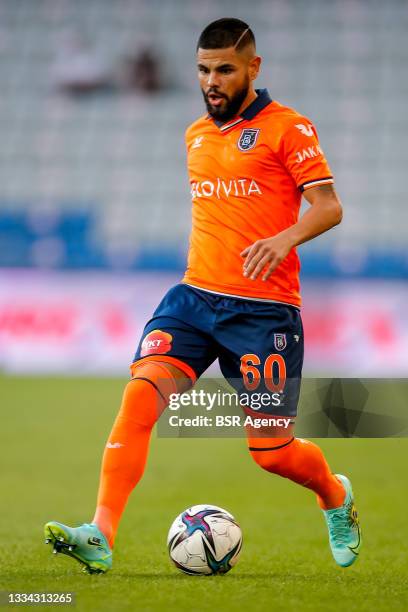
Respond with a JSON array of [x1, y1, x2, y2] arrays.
[[44, 357, 193, 573], [91, 357, 195, 549], [44, 284, 217, 573]]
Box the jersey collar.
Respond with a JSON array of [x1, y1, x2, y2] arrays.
[[209, 88, 272, 132]]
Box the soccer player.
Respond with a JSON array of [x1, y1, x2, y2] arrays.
[[44, 18, 361, 573]]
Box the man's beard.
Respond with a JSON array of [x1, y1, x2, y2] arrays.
[[202, 81, 249, 122]]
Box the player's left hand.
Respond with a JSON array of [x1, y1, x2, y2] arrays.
[[240, 234, 293, 281]]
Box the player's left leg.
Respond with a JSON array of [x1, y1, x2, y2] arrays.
[[247, 433, 345, 509], [247, 436, 361, 567], [216, 297, 361, 567]]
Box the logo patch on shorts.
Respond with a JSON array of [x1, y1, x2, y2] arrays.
[[141, 329, 173, 357], [274, 333, 287, 351], [237, 128, 260, 152]]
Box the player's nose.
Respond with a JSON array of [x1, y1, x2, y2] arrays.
[[206, 71, 221, 88]]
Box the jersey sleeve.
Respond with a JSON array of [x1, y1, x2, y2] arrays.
[[278, 117, 334, 192]]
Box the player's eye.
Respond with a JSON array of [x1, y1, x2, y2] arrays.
[[198, 66, 209, 74], [219, 67, 234, 74]]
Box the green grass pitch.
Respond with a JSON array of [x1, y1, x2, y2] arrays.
[[1, 376, 407, 611]]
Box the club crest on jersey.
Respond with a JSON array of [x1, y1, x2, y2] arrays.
[[274, 333, 287, 351], [141, 329, 173, 357], [237, 128, 260, 152]]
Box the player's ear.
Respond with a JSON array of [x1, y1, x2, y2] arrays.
[[248, 55, 261, 81]]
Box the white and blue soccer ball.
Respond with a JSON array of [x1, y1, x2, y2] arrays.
[[167, 504, 242, 575]]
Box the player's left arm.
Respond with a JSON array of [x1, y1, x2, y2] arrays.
[[241, 183, 342, 281]]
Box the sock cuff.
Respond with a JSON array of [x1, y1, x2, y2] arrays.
[[130, 355, 197, 384], [248, 437, 295, 452]]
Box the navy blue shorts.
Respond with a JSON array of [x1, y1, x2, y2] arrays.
[[133, 284, 304, 417]]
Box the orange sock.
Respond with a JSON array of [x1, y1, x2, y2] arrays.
[[92, 357, 194, 548], [248, 437, 345, 510], [92, 378, 164, 547]]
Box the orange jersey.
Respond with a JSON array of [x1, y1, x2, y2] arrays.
[[182, 89, 334, 307]]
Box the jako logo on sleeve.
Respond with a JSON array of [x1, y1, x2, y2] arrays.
[[141, 329, 173, 356], [192, 136, 204, 149], [295, 123, 314, 136], [295, 145, 323, 164]]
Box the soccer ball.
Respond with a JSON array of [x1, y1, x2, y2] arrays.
[[167, 504, 242, 575]]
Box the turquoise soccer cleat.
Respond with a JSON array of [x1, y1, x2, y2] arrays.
[[44, 521, 112, 574], [322, 474, 362, 568]]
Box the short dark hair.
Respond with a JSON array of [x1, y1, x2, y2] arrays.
[[197, 18, 255, 52]]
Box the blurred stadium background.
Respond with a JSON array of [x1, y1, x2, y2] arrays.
[[0, 0, 407, 376]]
